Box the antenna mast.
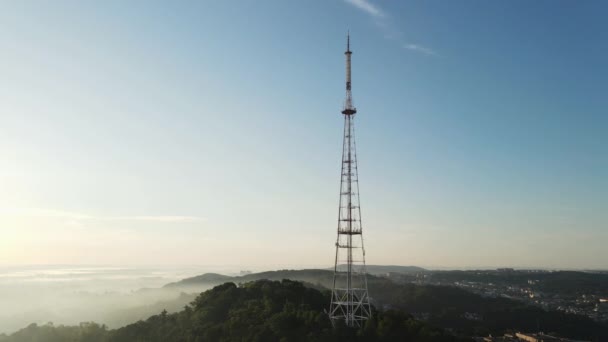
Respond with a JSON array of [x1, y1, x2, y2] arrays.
[[329, 33, 371, 328]]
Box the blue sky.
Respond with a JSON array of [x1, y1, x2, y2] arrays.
[[0, 0, 606, 269]]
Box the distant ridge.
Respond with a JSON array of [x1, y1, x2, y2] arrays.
[[360, 265, 427, 274], [323, 265, 426, 275], [167, 272, 233, 287], [163, 266, 426, 290], [164, 269, 334, 290]]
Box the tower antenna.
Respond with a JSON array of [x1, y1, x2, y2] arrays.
[[329, 33, 371, 328], [347, 30, 350, 52]]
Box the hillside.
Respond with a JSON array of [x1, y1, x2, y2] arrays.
[[2, 269, 607, 341], [0, 280, 460, 342], [165, 269, 608, 340]]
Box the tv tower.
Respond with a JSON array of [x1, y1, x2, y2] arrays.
[[329, 33, 371, 327]]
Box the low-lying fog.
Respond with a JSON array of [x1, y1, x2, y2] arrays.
[[0, 265, 231, 334]]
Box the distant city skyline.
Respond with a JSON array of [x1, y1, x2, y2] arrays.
[[0, 0, 606, 269]]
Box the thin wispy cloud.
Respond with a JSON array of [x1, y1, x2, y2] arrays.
[[345, 0, 385, 18], [0, 208, 93, 220], [343, 0, 438, 57], [404, 44, 437, 56], [0, 207, 206, 223], [126, 216, 205, 223]]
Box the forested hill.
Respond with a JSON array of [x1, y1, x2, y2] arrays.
[[0, 280, 460, 342], [165, 269, 608, 340], [2, 270, 607, 341]]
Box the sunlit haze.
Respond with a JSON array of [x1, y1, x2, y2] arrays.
[[1, 0, 607, 269]]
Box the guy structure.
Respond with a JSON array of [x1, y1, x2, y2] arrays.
[[329, 33, 372, 327]]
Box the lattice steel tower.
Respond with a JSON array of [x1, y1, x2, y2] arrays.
[[329, 33, 371, 327]]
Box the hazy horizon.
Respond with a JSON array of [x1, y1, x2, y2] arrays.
[[1, 0, 607, 270], [0, 263, 606, 335], [1, 263, 607, 272]]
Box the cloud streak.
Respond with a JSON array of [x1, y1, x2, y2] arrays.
[[125, 216, 205, 223], [343, 0, 438, 57], [344, 0, 384, 18], [404, 44, 437, 56], [0, 207, 206, 223]]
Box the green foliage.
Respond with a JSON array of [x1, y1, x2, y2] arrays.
[[112, 279, 459, 342], [1, 280, 460, 342], [5, 274, 607, 341]]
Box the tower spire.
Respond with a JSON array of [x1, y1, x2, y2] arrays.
[[329, 33, 371, 328], [347, 30, 350, 52], [342, 32, 356, 115]]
